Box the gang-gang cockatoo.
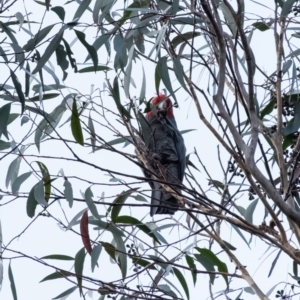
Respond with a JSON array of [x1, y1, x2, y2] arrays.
[[140, 93, 186, 216]]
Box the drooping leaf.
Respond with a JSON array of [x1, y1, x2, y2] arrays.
[[55, 44, 69, 80], [111, 190, 133, 222], [10, 70, 25, 114], [185, 255, 197, 285], [26, 183, 39, 218], [157, 56, 177, 106], [88, 114, 96, 152], [11, 171, 32, 195], [23, 24, 55, 51], [66, 208, 88, 230], [8, 263, 17, 300], [85, 187, 100, 219], [64, 179, 73, 208], [113, 234, 127, 279], [74, 30, 98, 71], [74, 247, 86, 295], [34, 180, 48, 206], [0, 103, 11, 139], [73, 0, 92, 21], [194, 254, 215, 284], [80, 211, 92, 254], [110, 77, 131, 119], [173, 267, 189, 300], [32, 25, 68, 74], [195, 247, 228, 286], [6, 156, 21, 188], [36, 161, 51, 202], [100, 242, 116, 262], [91, 244, 102, 272], [71, 99, 84, 145], [268, 250, 282, 277], [244, 199, 258, 224]]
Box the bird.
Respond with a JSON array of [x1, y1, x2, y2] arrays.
[[140, 93, 186, 216]]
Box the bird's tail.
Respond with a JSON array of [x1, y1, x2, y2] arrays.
[[150, 182, 178, 216]]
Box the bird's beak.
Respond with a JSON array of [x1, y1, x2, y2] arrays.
[[158, 100, 166, 110]]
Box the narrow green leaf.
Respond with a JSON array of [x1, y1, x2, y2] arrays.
[[85, 34, 110, 62], [111, 191, 132, 222], [56, 44, 69, 81], [40, 271, 67, 283], [40, 254, 74, 260], [244, 199, 258, 224], [232, 224, 250, 248], [268, 250, 281, 277], [11, 171, 32, 195], [74, 30, 98, 71], [195, 248, 228, 286], [32, 26, 67, 74], [88, 114, 96, 152], [52, 286, 77, 299], [91, 244, 102, 272], [10, 70, 25, 114], [110, 77, 131, 119], [71, 99, 84, 145], [78, 65, 110, 73], [8, 263, 17, 300], [154, 65, 161, 94], [73, 0, 92, 21], [139, 65, 146, 104], [173, 267, 189, 300], [34, 180, 48, 206], [219, 2, 237, 35], [173, 58, 189, 92], [157, 57, 177, 105], [26, 183, 38, 218], [293, 260, 298, 277], [113, 234, 127, 279], [25, 62, 30, 97], [36, 161, 51, 202], [64, 179, 73, 208], [185, 255, 197, 285], [23, 24, 55, 51], [100, 242, 116, 261], [85, 187, 100, 219], [0, 103, 11, 139], [194, 254, 215, 284], [74, 247, 86, 295], [116, 215, 160, 244], [6, 157, 21, 188]]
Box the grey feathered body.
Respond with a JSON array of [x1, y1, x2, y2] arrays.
[[144, 113, 186, 216]]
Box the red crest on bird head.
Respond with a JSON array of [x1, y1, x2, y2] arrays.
[[146, 93, 174, 118]]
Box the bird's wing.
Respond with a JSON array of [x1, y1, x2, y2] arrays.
[[165, 118, 186, 181]]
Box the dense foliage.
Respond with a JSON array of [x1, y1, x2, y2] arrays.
[[2, 0, 300, 299]]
